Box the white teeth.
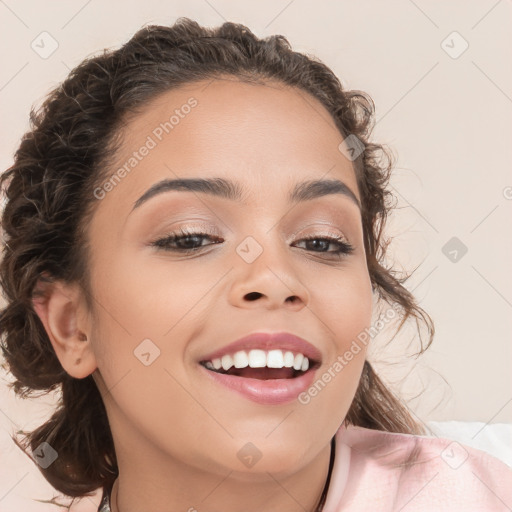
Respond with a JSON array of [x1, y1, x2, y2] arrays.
[[267, 349, 284, 368], [283, 351, 295, 367], [221, 354, 234, 371], [233, 351, 249, 368], [205, 350, 313, 371], [293, 353, 304, 371], [248, 349, 267, 368]]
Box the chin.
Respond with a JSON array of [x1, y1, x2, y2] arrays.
[[229, 437, 315, 477]]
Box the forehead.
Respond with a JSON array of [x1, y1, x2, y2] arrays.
[[98, 77, 359, 213]]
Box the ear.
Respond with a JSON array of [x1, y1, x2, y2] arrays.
[[32, 274, 97, 379]]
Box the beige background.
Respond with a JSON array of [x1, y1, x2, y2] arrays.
[[0, 0, 511, 449]]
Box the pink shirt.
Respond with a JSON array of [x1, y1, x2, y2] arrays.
[[324, 424, 512, 511]]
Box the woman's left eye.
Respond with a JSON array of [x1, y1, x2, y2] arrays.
[[150, 229, 355, 258], [293, 234, 355, 257]]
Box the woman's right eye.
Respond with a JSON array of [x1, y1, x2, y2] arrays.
[[150, 228, 222, 253]]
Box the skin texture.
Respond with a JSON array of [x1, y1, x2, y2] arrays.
[[32, 77, 374, 512]]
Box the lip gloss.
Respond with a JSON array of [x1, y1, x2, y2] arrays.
[[199, 364, 317, 405]]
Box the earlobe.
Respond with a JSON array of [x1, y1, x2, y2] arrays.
[[32, 277, 97, 379]]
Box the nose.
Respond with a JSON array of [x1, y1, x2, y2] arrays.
[[228, 236, 309, 311]]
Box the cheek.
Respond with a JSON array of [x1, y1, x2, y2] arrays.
[[299, 263, 373, 406], [89, 247, 212, 342], [295, 307, 370, 438], [309, 260, 374, 343], [88, 247, 220, 396]]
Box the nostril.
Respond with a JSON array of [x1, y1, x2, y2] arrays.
[[245, 292, 262, 301]]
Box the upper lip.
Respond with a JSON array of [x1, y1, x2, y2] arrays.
[[199, 332, 322, 364]]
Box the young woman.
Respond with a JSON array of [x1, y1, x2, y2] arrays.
[[1, 18, 510, 512]]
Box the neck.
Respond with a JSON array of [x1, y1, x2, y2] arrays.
[[108, 434, 334, 512]]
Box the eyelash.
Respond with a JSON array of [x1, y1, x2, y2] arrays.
[[150, 227, 355, 258]]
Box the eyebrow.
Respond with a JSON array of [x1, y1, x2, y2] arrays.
[[130, 177, 361, 212]]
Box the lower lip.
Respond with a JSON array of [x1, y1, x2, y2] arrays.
[[198, 364, 318, 405]]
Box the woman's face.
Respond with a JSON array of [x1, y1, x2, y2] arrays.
[[86, 77, 373, 478]]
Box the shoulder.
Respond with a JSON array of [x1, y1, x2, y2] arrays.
[[324, 424, 512, 511]]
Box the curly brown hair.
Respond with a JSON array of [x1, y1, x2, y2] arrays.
[[0, 17, 434, 500]]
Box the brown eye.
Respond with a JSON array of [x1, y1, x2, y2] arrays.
[[293, 234, 354, 257], [150, 228, 222, 252]]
